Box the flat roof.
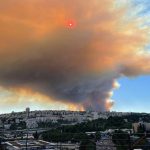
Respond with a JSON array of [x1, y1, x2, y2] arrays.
[[5, 140, 52, 149]]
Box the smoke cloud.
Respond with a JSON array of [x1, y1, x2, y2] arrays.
[[0, 0, 150, 111]]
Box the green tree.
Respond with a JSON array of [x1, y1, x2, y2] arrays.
[[80, 140, 96, 150], [33, 131, 39, 140], [112, 130, 131, 150], [95, 131, 101, 141], [73, 133, 89, 142], [10, 123, 17, 130], [137, 123, 146, 137]]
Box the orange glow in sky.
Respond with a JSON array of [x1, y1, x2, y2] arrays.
[[66, 20, 76, 29]]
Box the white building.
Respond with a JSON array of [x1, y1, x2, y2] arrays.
[[133, 122, 150, 133], [92, 111, 99, 120], [26, 118, 38, 129], [4, 124, 11, 130]]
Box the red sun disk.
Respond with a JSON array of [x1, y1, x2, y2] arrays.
[[66, 20, 76, 29]]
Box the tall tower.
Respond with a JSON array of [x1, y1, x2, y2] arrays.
[[26, 107, 30, 118]]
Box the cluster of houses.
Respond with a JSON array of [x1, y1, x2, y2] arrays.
[[0, 108, 131, 129]]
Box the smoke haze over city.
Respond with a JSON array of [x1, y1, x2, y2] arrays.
[[0, 0, 150, 113]]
